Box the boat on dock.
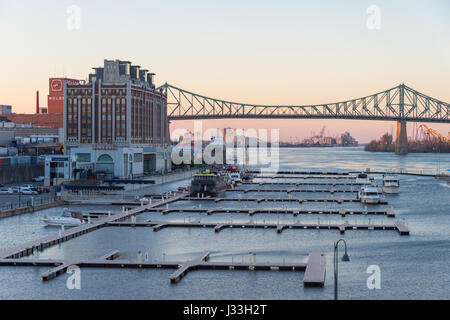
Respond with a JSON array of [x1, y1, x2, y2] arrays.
[[358, 186, 382, 204], [355, 173, 373, 185], [382, 174, 400, 194], [190, 170, 227, 197], [41, 208, 84, 227]]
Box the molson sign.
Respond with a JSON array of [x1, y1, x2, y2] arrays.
[[48, 78, 80, 114], [49, 78, 80, 94]]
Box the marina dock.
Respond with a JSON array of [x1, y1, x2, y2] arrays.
[[139, 207, 396, 217], [0, 193, 186, 259], [242, 181, 367, 186], [106, 219, 410, 235], [0, 250, 326, 287], [183, 196, 388, 204], [227, 188, 359, 193], [0, 169, 411, 290]]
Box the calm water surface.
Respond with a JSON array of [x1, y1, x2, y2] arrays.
[[0, 147, 449, 299]]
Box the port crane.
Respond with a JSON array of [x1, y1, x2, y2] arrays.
[[319, 126, 326, 138], [414, 124, 449, 144]]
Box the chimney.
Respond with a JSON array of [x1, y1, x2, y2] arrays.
[[36, 90, 39, 114]]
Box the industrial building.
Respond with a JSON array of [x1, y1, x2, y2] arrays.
[[48, 78, 82, 114], [58, 59, 171, 183], [0, 105, 12, 115]]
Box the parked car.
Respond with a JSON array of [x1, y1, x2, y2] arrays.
[[11, 186, 20, 193], [21, 184, 34, 189], [0, 188, 13, 195], [32, 176, 45, 182], [20, 187, 38, 195], [38, 186, 51, 193], [30, 187, 39, 193]]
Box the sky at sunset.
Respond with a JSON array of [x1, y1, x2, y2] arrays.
[[0, 0, 449, 143]]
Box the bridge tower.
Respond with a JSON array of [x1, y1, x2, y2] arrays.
[[395, 84, 408, 155]]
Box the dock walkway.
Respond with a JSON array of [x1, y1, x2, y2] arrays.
[[140, 207, 396, 217], [0, 250, 326, 287], [106, 219, 409, 235], [0, 193, 186, 259], [183, 196, 388, 204]]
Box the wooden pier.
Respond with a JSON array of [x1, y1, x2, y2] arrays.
[[0, 193, 186, 260], [0, 250, 326, 287], [253, 175, 362, 180], [183, 196, 388, 204], [227, 188, 359, 193], [250, 171, 350, 175], [140, 207, 396, 218], [106, 219, 410, 235], [242, 182, 367, 186], [303, 252, 326, 287]]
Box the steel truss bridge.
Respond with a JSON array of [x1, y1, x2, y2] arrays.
[[159, 83, 449, 123]]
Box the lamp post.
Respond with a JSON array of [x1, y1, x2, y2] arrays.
[[334, 238, 350, 300]]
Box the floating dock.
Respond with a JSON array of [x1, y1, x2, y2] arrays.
[[227, 188, 359, 193], [106, 219, 409, 235], [0, 193, 185, 259], [140, 207, 396, 217], [0, 250, 326, 287], [183, 196, 388, 204], [0, 168, 412, 290], [242, 182, 367, 186]]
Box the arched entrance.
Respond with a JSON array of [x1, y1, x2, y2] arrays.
[[96, 154, 114, 177]]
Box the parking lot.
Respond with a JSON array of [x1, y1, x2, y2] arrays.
[[0, 181, 55, 208]]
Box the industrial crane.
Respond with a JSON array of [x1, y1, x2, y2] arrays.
[[414, 124, 449, 144]]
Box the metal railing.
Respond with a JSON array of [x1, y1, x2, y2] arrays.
[[0, 196, 58, 212]]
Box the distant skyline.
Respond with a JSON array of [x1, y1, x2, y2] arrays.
[[1, 0, 449, 143]]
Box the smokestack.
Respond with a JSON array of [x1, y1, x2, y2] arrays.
[[36, 90, 39, 114]]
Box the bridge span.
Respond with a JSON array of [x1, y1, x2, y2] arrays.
[[159, 83, 450, 154]]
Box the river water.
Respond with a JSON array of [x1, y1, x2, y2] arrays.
[[0, 147, 449, 300]]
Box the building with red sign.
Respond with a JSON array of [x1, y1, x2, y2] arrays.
[[48, 78, 81, 114], [62, 59, 171, 179]]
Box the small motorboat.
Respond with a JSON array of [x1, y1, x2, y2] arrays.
[[382, 174, 400, 194], [139, 197, 151, 203], [355, 173, 373, 185], [358, 186, 382, 204], [41, 208, 84, 227]]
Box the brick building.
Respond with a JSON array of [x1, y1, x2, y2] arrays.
[[62, 59, 171, 179], [4, 113, 63, 129], [48, 78, 81, 114]]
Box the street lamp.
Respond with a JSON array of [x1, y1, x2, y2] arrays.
[[334, 238, 350, 300]]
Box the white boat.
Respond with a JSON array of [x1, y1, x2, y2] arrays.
[[382, 174, 400, 194], [355, 173, 373, 185], [228, 172, 242, 183], [41, 208, 84, 227], [358, 186, 382, 204]]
